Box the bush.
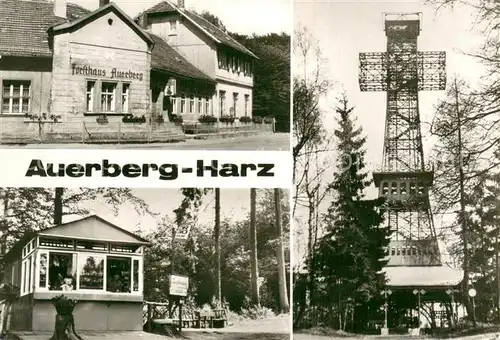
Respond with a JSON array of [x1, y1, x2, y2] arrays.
[[170, 114, 183, 124], [239, 116, 252, 123], [122, 114, 146, 124], [199, 115, 218, 124], [96, 115, 108, 124], [263, 117, 274, 124], [253, 116, 263, 124], [219, 115, 236, 123]]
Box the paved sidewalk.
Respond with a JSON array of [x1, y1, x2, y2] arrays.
[[1, 133, 290, 151]]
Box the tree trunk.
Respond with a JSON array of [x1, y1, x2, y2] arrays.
[[274, 188, 289, 313], [49, 314, 82, 340], [54, 188, 64, 225], [214, 188, 221, 308], [454, 81, 473, 320], [250, 188, 260, 306]]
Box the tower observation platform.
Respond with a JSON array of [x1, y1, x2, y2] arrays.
[[359, 13, 463, 331]]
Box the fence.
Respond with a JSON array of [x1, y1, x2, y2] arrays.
[[0, 118, 275, 144]]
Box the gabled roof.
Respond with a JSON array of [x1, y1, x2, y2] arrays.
[[0, 0, 90, 57], [39, 215, 151, 245], [150, 34, 214, 82], [51, 2, 153, 46], [2, 215, 150, 263], [138, 1, 258, 59]]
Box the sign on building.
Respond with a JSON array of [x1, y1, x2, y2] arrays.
[[174, 221, 191, 242], [169, 274, 189, 297], [165, 78, 176, 96]]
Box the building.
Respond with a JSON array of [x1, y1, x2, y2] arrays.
[[0, 0, 257, 142], [136, 0, 258, 121], [1, 215, 150, 331]]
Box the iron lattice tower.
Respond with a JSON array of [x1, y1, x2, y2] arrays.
[[358, 13, 446, 267]]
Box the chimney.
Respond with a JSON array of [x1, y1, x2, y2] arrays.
[[177, 0, 185, 9], [53, 0, 67, 18], [99, 0, 110, 7]]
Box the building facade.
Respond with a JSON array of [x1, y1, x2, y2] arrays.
[[2, 215, 150, 332], [0, 0, 257, 142], [137, 0, 257, 120]]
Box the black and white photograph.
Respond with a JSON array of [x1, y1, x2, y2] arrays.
[[0, 188, 290, 339], [0, 0, 290, 150], [293, 0, 500, 339]]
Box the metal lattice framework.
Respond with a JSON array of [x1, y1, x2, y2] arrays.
[[359, 13, 446, 267]]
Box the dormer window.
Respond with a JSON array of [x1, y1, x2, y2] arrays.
[[168, 20, 177, 36]]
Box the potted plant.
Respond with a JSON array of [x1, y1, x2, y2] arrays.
[[219, 115, 235, 124], [49, 295, 82, 340], [198, 115, 218, 124], [122, 114, 146, 124], [252, 116, 263, 124], [96, 115, 108, 125], [170, 114, 183, 124]]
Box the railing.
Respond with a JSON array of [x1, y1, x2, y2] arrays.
[[143, 301, 228, 332]]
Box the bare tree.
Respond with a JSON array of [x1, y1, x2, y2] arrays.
[[275, 188, 290, 313], [250, 188, 260, 306]]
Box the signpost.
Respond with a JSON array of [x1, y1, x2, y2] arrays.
[[170, 274, 189, 332], [468, 288, 477, 327], [174, 221, 191, 242], [381, 289, 392, 335]]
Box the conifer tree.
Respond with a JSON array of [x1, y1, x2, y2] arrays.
[[313, 95, 390, 331]]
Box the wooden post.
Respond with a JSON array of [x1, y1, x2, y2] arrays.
[[179, 299, 183, 333], [147, 303, 152, 333]]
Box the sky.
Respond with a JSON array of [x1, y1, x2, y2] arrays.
[[293, 0, 489, 266], [72, 0, 292, 35], [62, 188, 257, 234]]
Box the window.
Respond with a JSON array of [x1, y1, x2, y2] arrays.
[[78, 255, 104, 290], [110, 243, 140, 254], [205, 97, 211, 115], [180, 93, 186, 114], [189, 94, 195, 113], [107, 257, 131, 293], [39, 253, 48, 288], [219, 90, 226, 116], [40, 237, 74, 249], [2, 80, 30, 114], [76, 241, 108, 251], [86, 81, 95, 112], [48, 253, 77, 291], [101, 82, 117, 112], [197, 96, 202, 114], [244, 94, 249, 117], [133, 259, 140, 292], [122, 83, 130, 113], [232, 93, 238, 116], [170, 97, 177, 114], [168, 20, 177, 35]]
